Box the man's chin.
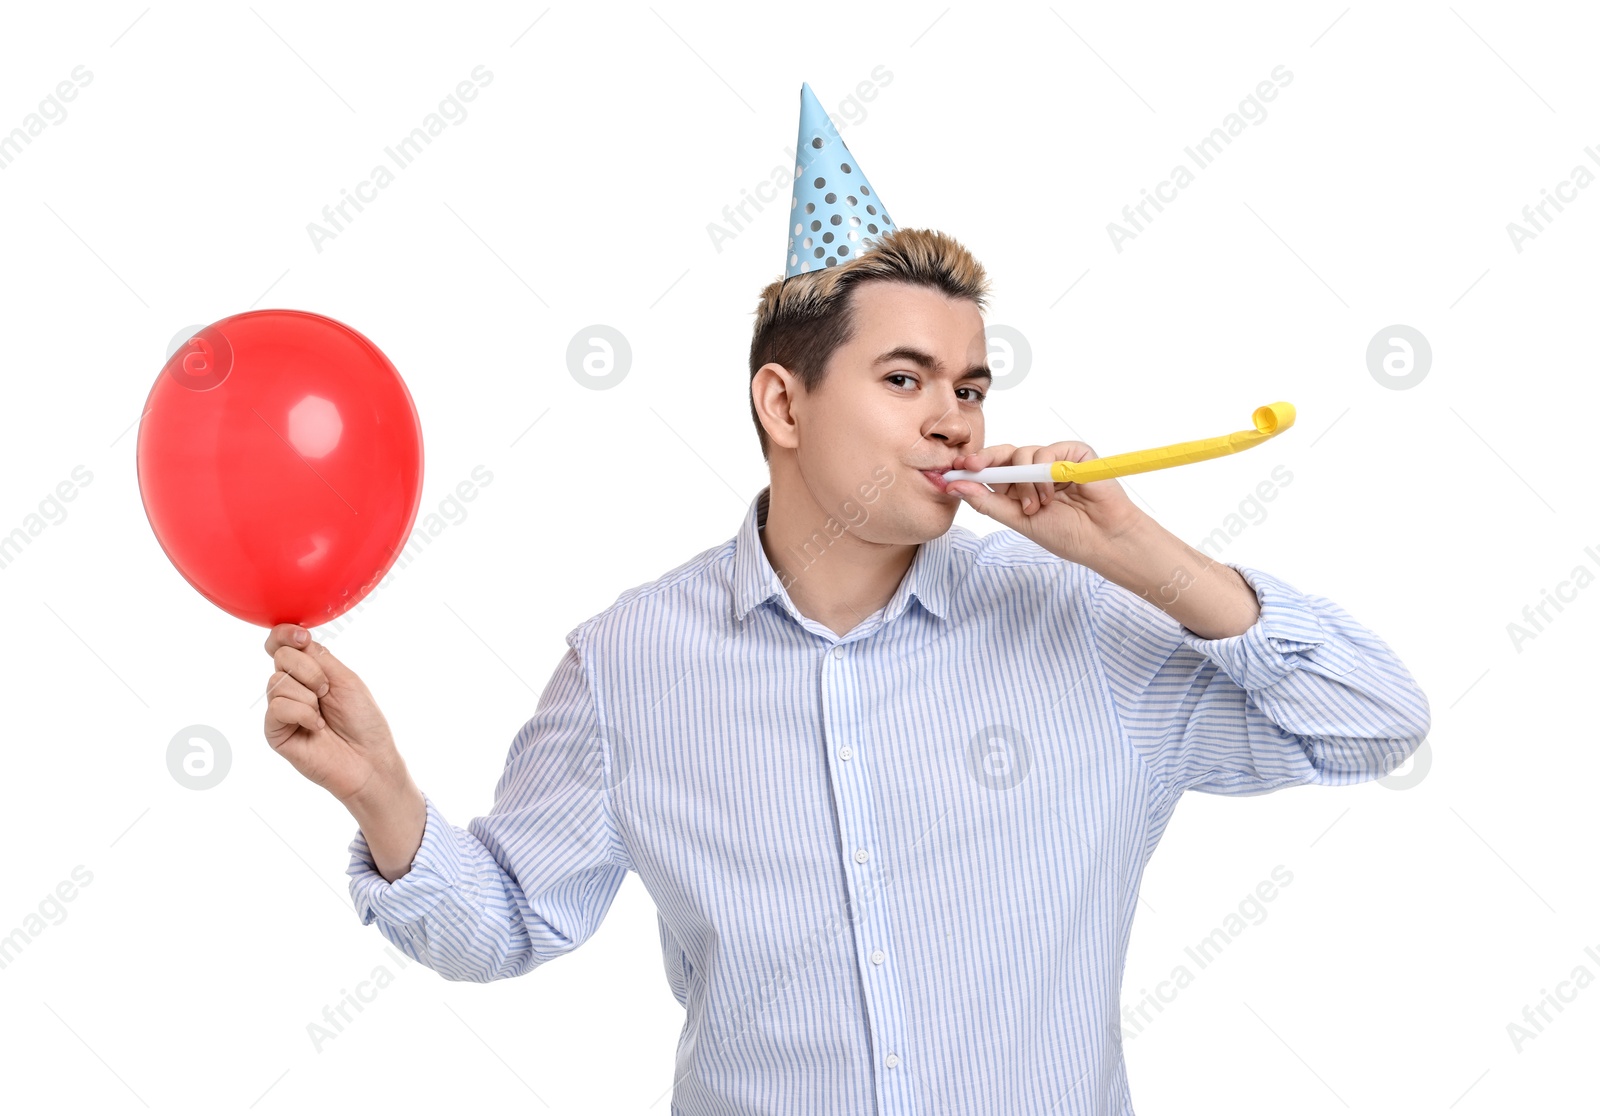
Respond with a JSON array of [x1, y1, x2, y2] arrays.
[[912, 500, 961, 540], [857, 502, 957, 546]]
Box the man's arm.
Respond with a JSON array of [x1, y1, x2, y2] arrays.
[[1089, 513, 1263, 640], [347, 639, 633, 982], [1080, 525, 1432, 806], [347, 772, 426, 883]]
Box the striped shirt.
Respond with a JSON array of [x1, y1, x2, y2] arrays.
[[348, 484, 1430, 1115]]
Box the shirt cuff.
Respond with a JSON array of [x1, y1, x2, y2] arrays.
[[1178, 564, 1361, 690], [347, 791, 466, 927]]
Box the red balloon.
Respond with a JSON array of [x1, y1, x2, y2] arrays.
[[137, 309, 424, 629]]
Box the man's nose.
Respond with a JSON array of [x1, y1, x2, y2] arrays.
[[924, 399, 973, 446]]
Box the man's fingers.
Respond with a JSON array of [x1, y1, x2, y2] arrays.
[[272, 645, 330, 697], [954, 444, 1014, 474], [304, 638, 354, 684], [983, 445, 1018, 471], [266, 669, 320, 709], [266, 694, 325, 739], [953, 440, 1108, 523], [261, 624, 349, 688], [264, 623, 312, 656], [954, 480, 1026, 532], [1009, 445, 1041, 510]]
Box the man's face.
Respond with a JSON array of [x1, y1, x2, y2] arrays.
[[789, 279, 990, 544]]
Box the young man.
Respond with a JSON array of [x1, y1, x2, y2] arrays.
[[260, 87, 1430, 1115]]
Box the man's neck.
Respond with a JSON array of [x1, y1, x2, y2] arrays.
[[759, 476, 918, 638]]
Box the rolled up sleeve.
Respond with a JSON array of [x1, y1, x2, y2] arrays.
[[349, 791, 473, 928], [345, 637, 632, 982], [1088, 562, 1432, 806]]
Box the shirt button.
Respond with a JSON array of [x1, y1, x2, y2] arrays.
[[885, 1053, 900, 1068], [871, 949, 885, 965], [832, 646, 844, 659], [854, 848, 869, 864], [839, 746, 854, 761]]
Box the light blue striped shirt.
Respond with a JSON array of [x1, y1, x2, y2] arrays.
[[348, 485, 1430, 1115]]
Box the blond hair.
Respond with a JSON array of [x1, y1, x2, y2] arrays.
[[746, 227, 991, 461]]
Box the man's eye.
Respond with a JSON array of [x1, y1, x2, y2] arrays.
[[887, 374, 982, 403]]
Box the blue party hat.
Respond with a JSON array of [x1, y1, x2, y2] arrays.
[[785, 82, 897, 278]]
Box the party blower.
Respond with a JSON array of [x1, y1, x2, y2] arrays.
[[940, 402, 1296, 486]]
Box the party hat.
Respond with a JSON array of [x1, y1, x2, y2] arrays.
[[785, 82, 897, 278]]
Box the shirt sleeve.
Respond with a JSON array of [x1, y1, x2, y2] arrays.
[[1085, 562, 1432, 807], [346, 637, 632, 982]]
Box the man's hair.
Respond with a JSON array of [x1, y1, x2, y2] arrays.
[[746, 227, 991, 462]]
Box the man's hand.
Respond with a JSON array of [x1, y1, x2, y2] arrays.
[[262, 625, 403, 807], [944, 440, 1148, 566]]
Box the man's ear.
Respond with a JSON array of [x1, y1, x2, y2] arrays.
[[752, 362, 802, 452]]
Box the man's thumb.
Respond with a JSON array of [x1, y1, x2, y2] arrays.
[[950, 484, 1024, 530], [307, 638, 353, 681]]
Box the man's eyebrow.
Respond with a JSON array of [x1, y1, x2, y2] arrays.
[[872, 346, 992, 383]]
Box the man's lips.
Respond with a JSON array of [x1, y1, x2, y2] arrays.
[[919, 468, 953, 494]]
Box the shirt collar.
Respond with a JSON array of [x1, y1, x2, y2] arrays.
[[732, 485, 954, 626]]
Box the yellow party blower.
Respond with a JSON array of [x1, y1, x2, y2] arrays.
[[940, 403, 1296, 486]]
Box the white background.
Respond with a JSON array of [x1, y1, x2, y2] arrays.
[[1, 1, 1593, 1113]]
